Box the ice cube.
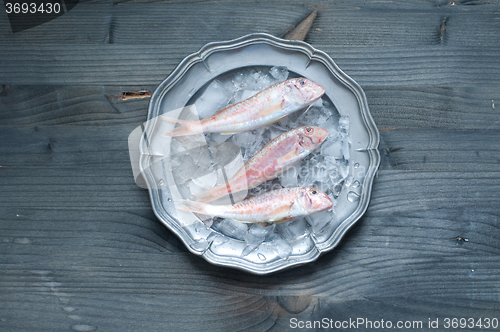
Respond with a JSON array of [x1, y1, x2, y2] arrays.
[[232, 72, 248, 90], [268, 125, 286, 140], [279, 165, 299, 188], [344, 175, 354, 188], [328, 159, 349, 187], [306, 211, 332, 233], [210, 133, 233, 143], [192, 171, 218, 189], [218, 78, 240, 96], [249, 223, 276, 240], [276, 116, 290, 130], [170, 138, 187, 154], [297, 156, 328, 186], [313, 162, 330, 183], [338, 159, 349, 179], [170, 154, 198, 185], [298, 174, 315, 187], [242, 128, 266, 160], [319, 117, 340, 140], [338, 115, 349, 136], [242, 223, 276, 256], [269, 66, 289, 81], [176, 182, 193, 199], [276, 218, 309, 242], [232, 131, 256, 149], [188, 180, 204, 195], [321, 138, 343, 159], [234, 89, 259, 103], [297, 159, 317, 187], [341, 139, 350, 160], [194, 80, 232, 119], [269, 234, 293, 259], [325, 163, 341, 187], [295, 105, 332, 127], [245, 70, 275, 91], [324, 156, 339, 181], [217, 219, 248, 240], [328, 192, 337, 211]]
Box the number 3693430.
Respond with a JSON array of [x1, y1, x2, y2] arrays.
[[5, 2, 61, 14]]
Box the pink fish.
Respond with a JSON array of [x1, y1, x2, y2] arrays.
[[162, 78, 325, 136], [193, 126, 328, 202], [178, 187, 333, 224]]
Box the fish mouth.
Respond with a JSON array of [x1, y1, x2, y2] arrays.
[[315, 128, 329, 143], [323, 196, 334, 211], [298, 128, 328, 148], [311, 84, 326, 101]]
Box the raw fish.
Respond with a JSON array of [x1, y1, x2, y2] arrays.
[[178, 187, 333, 224], [162, 78, 325, 136], [193, 126, 328, 202]]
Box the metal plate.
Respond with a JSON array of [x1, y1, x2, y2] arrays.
[[140, 33, 380, 274]]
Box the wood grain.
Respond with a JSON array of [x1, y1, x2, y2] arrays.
[[1, 1, 498, 48], [1, 0, 499, 330], [1, 44, 499, 86], [1, 85, 499, 129]]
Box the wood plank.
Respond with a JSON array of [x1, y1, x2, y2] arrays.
[[0, 44, 498, 86], [1, 203, 499, 331], [1, 0, 498, 48], [1, 85, 499, 129], [366, 85, 500, 130], [0, 1, 499, 86], [0, 125, 498, 209], [0, 85, 154, 126]]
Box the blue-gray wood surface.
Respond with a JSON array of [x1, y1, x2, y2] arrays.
[[1, 1, 500, 331]]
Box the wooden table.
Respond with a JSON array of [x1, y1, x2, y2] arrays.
[[1, 1, 499, 331]]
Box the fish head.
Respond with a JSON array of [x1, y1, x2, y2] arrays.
[[296, 126, 329, 151], [301, 187, 333, 213], [285, 78, 325, 105]]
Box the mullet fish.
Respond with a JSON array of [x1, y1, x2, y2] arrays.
[[193, 126, 328, 202], [162, 78, 325, 136], [178, 187, 333, 224]]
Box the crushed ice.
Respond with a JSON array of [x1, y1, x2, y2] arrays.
[[171, 66, 351, 261]]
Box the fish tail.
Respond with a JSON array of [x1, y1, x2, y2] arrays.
[[176, 200, 215, 224], [176, 200, 209, 214], [160, 115, 203, 137], [192, 185, 224, 203]]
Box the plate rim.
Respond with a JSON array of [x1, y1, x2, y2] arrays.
[[140, 33, 380, 275]]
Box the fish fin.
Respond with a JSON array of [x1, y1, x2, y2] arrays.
[[160, 115, 203, 137], [234, 219, 253, 223], [234, 219, 271, 227], [271, 205, 291, 215], [270, 216, 297, 225], [159, 115, 192, 124], [237, 218, 294, 226], [192, 185, 228, 203], [257, 222, 277, 227]]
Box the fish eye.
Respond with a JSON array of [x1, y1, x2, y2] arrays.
[[306, 127, 314, 133], [299, 80, 305, 86], [312, 190, 317, 195]]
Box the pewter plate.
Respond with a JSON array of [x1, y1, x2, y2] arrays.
[[139, 33, 380, 274]]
